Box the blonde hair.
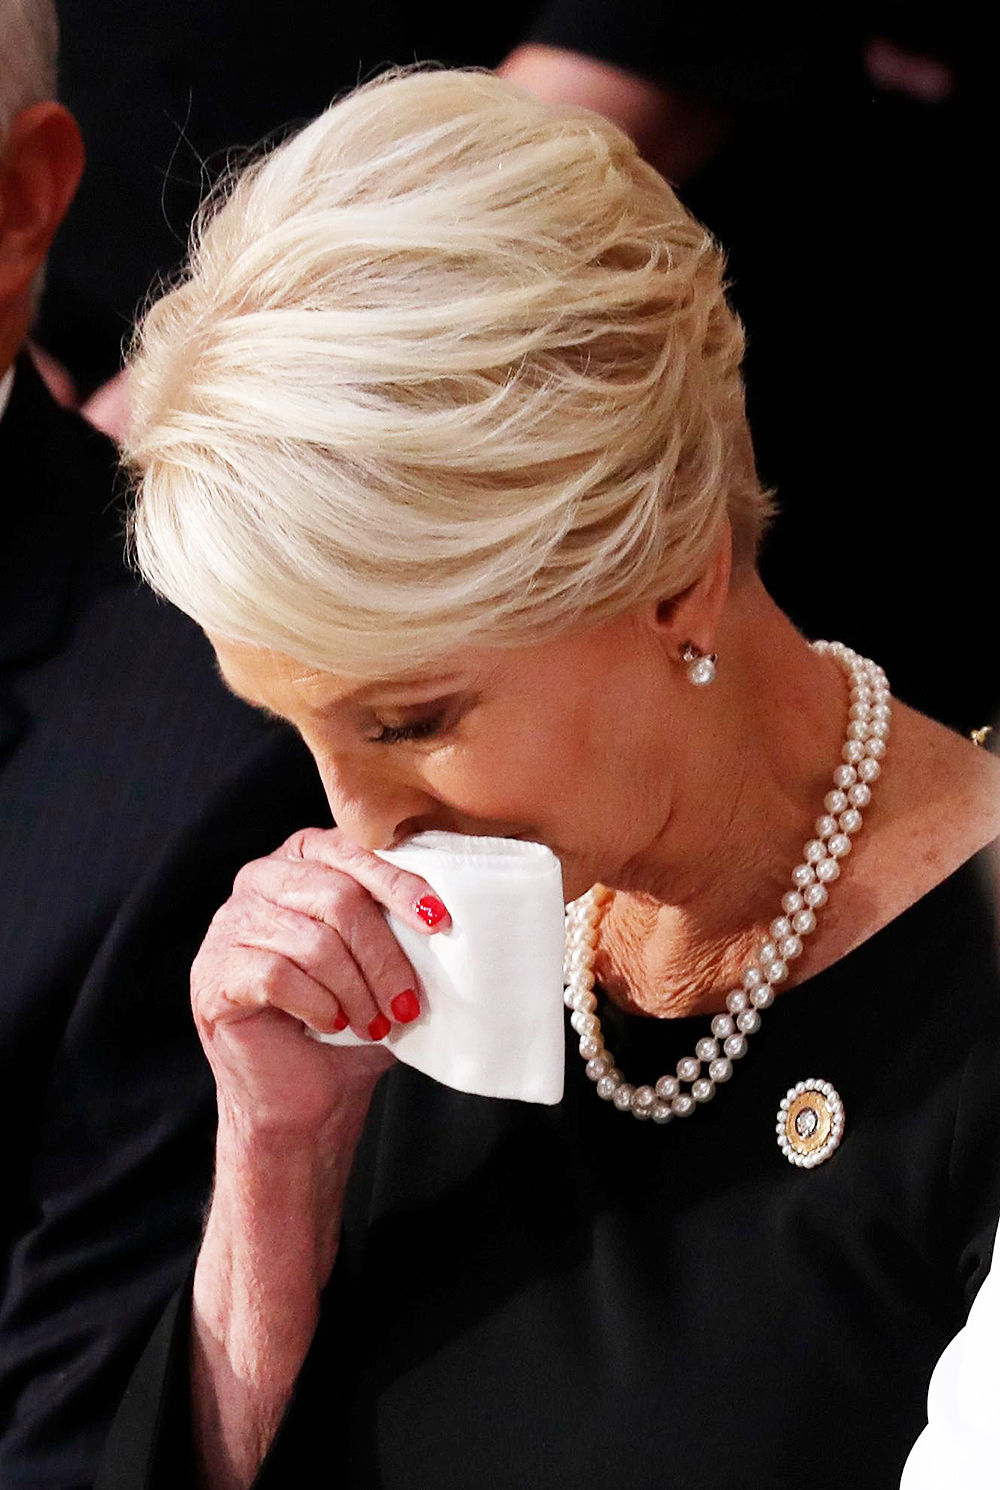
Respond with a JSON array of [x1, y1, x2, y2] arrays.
[[127, 67, 771, 680], [0, 0, 57, 143]]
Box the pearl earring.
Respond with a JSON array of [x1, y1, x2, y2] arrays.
[[682, 642, 717, 687]]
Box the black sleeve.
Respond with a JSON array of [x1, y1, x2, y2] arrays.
[[0, 732, 328, 1490], [96, 1262, 363, 1489], [93, 1283, 197, 1490], [95, 1066, 389, 1490]]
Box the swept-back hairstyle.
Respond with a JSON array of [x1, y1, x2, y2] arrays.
[[127, 67, 771, 678], [0, 0, 57, 143]]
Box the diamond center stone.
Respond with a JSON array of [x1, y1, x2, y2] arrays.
[[794, 1107, 819, 1138]]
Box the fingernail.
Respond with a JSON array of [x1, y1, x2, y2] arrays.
[[414, 894, 448, 927], [391, 988, 420, 1023], [369, 1013, 391, 1041], [332, 1010, 348, 1032]]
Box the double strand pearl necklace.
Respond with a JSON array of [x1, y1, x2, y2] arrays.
[[563, 640, 890, 1124]]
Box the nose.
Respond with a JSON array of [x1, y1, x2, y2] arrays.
[[314, 755, 435, 852]]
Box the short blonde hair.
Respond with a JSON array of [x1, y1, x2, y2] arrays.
[[127, 67, 771, 679], [0, 0, 57, 143]]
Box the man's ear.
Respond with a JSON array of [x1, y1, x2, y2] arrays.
[[0, 102, 84, 303], [651, 519, 734, 662]]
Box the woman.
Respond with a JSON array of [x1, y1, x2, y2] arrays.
[[98, 70, 1000, 1489]]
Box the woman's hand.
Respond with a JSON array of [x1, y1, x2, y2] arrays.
[[191, 825, 450, 1139], [188, 826, 450, 1486]]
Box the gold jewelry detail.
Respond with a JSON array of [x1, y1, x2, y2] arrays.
[[776, 1079, 845, 1168], [785, 1091, 833, 1155], [971, 726, 993, 748]]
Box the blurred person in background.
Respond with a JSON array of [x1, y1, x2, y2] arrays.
[[28, 1, 537, 431], [0, 3, 327, 1484]]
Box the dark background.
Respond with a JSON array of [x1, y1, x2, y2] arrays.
[[36, 3, 990, 734]]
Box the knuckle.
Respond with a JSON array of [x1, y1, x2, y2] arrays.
[[191, 953, 243, 1024], [379, 863, 415, 905], [231, 859, 259, 894], [281, 825, 337, 862], [213, 897, 260, 947], [299, 916, 340, 971], [329, 831, 386, 876], [326, 875, 368, 923], [191, 929, 218, 971], [279, 827, 315, 861], [202, 901, 232, 939], [329, 829, 368, 862], [198, 903, 244, 962], [255, 952, 289, 1005]]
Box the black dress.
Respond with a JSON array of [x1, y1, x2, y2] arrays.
[[99, 843, 1000, 1489]]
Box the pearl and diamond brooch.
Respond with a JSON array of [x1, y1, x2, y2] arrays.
[[776, 1079, 845, 1167]]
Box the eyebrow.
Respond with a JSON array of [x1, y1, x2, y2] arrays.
[[215, 663, 466, 717], [344, 676, 466, 705]]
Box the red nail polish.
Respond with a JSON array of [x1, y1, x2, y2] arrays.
[[391, 988, 420, 1023], [369, 1013, 391, 1041], [332, 1011, 348, 1032], [414, 894, 448, 927]]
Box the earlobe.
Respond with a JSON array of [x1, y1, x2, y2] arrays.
[[0, 103, 84, 302], [680, 642, 717, 686], [652, 519, 734, 661]]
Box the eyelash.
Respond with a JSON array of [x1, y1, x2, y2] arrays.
[[370, 714, 446, 746]]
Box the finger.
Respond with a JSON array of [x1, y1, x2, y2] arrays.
[[230, 866, 423, 1036], [329, 890, 423, 1032], [234, 906, 383, 1038], [235, 900, 418, 1040], [198, 942, 360, 1039], [276, 827, 451, 932], [234, 850, 447, 958]]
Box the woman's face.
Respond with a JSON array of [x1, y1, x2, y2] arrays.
[[213, 608, 690, 901]]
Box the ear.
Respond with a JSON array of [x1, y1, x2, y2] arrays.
[[0, 103, 84, 304], [650, 519, 733, 661]]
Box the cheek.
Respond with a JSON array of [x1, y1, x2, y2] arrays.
[[552, 707, 675, 857], [429, 722, 660, 855], [424, 728, 574, 818], [419, 667, 675, 853]]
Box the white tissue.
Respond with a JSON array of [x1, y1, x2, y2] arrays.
[[308, 832, 567, 1104]]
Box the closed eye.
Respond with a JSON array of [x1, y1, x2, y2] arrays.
[[369, 713, 447, 746]]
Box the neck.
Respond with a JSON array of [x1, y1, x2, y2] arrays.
[[596, 582, 867, 1018]]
